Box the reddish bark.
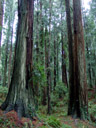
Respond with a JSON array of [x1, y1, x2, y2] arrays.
[[26, 0, 34, 91]]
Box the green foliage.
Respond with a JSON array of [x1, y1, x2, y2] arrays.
[[28, 104, 36, 118], [0, 116, 17, 128], [33, 63, 46, 86], [0, 86, 8, 105], [0, 86, 8, 94], [89, 100, 96, 119], [62, 124, 72, 128], [47, 116, 61, 128], [39, 126, 47, 128], [55, 81, 68, 98], [51, 93, 59, 107]]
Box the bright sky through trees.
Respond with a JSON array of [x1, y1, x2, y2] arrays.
[[83, 0, 91, 9], [1, 0, 91, 46]]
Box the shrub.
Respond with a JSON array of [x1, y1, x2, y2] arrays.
[[89, 100, 96, 119], [55, 81, 68, 98], [47, 116, 61, 128]]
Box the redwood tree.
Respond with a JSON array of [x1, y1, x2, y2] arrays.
[[1, 0, 35, 118], [66, 0, 88, 119], [72, 0, 88, 119], [65, 0, 74, 116]]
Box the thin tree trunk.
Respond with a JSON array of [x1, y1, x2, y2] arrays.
[[61, 3, 68, 86], [36, 0, 39, 62], [42, 26, 48, 106], [65, 0, 74, 115], [47, 0, 52, 114], [0, 0, 3, 61], [54, 36, 56, 89], [40, 0, 44, 63], [8, 25, 13, 88], [86, 42, 92, 88], [61, 35, 68, 86], [56, 36, 59, 81], [3, 20, 11, 87]]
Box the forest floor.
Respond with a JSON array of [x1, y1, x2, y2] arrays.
[[0, 86, 96, 128]]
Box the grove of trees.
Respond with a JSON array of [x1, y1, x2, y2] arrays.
[[0, 0, 96, 125]]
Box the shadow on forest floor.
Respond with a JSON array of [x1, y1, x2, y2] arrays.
[[0, 86, 96, 128]]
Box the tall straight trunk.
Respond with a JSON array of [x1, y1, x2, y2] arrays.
[[65, 0, 74, 115], [1, 0, 35, 119], [61, 34, 68, 86], [66, 0, 88, 119], [36, 0, 39, 62], [42, 26, 48, 106], [86, 42, 92, 88], [73, 0, 88, 119], [3, 20, 11, 87], [61, 3, 67, 86], [0, 0, 3, 60], [54, 36, 56, 89], [56, 36, 59, 81], [40, 0, 44, 63], [8, 25, 13, 88], [47, 0, 52, 114]]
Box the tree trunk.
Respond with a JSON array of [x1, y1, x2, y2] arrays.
[[42, 27, 48, 106], [8, 25, 13, 88], [36, 0, 39, 62], [61, 2, 68, 86], [1, 0, 35, 119], [67, 0, 88, 119], [86, 42, 92, 88], [0, 0, 3, 61], [47, 0, 52, 114], [61, 34, 68, 86], [40, 0, 44, 63], [2, 20, 11, 87], [56, 36, 59, 81], [65, 0, 74, 116], [54, 36, 56, 89]]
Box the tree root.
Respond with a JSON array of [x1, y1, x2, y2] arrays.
[[1, 99, 38, 120]]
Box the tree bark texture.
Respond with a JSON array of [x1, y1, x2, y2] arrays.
[[65, 0, 74, 116], [66, 0, 88, 119], [1, 0, 35, 119], [73, 0, 88, 119]]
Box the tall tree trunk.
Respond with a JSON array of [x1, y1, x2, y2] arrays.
[[36, 0, 39, 62], [56, 36, 59, 81], [47, 0, 52, 114], [66, 0, 88, 119], [73, 0, 88, 119], [0, 0, 3, 61], [61, 2, 68, 86], [42, 26, 48, 106], [8, 25, 13, 88], [86, 42, 92, 88], [61, 35, 68, 86], [54, 36, 56, 89], [1, 0, 35, 119], [40, 0, 44, 63], [65, 0, 74, 116], [3, 20, 11, 87]]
